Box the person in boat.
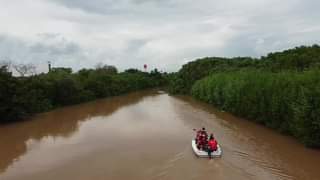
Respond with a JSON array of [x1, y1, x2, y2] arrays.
[[195, 129, 202, 149], [195, 129, 202, 144], [196, 127, 208, 150], [207, 133, 218, 159], [201, 127, 208, 145]]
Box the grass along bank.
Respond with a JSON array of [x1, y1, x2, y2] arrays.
[[191, 70, 320, 147]]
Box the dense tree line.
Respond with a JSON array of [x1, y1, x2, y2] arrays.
[[169, 45, 320, 147], [0, 64, 166, 123], [169, 45, 320, 94], [191, 71, 320, 147]]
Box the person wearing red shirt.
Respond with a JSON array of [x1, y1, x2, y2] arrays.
[[207, 134, 218, 159], [197, 127, 207, 150], [194, 127, 209, 151]]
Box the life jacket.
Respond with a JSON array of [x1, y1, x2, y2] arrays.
[[208, 139, 218, 151], [196, 130, 201, 137], [196, 130, 202, 141]]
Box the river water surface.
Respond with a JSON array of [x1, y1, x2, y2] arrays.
[[0, 90, 320, 180]]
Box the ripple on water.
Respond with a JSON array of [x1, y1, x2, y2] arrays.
[[232, 150, 294, 180]]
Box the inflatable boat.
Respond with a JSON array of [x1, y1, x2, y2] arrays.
[[191, 140, 222, 158]]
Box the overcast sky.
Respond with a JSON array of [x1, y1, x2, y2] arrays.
[[0, 0, 319, 72]]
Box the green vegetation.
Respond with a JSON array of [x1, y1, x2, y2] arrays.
[[192, 71, 320, 147], [169, 45, 320, 147], [2, 44, 320, 147], [169, 45, 320, 94], [0, 64, 166, 123]]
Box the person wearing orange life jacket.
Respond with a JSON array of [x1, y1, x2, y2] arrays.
[[207, 133, 218, 159]]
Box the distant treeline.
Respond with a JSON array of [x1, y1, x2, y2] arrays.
[[0, 65, 166, 123], [169, 45, 320, 147]]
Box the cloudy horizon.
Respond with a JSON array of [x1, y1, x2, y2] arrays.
[[0, 0, 319, 73]]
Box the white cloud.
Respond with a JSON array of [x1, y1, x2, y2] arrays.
[[0, 0, 319, 72]]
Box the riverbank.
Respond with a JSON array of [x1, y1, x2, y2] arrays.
[[0, 65, 166, 123], [1, 90, 320, 180], [191, 70, 320, 147], [168, 45, 320, 148]]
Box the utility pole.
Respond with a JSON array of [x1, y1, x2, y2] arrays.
[[48, 61, 51, 72]]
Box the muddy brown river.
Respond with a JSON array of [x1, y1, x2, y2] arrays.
[[0, 90, 320, 180]]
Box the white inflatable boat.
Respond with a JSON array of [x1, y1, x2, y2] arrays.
[[191, 140, 222, 158]]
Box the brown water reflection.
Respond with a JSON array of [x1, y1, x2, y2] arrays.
[[0, 90, 319, 180], [0, 90, 151, 174]]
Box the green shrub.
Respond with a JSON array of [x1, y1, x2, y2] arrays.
[[191, 70, 320, 147]]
